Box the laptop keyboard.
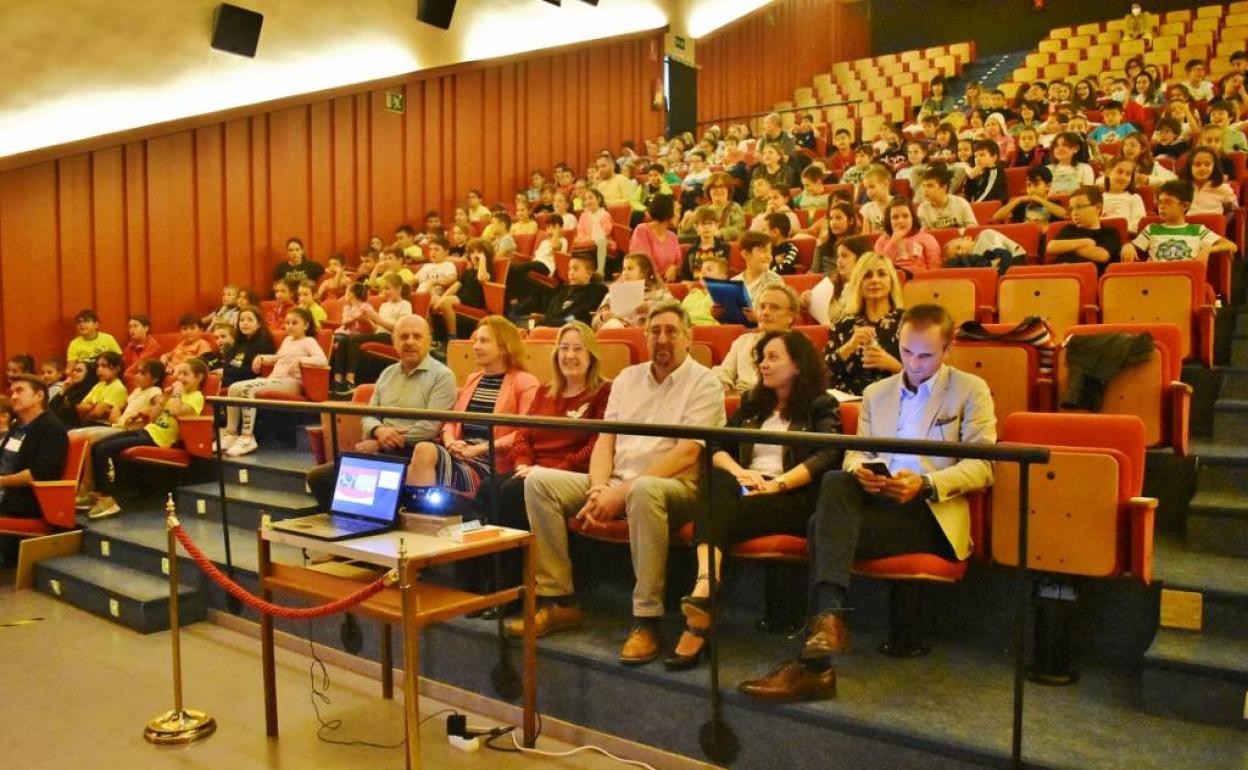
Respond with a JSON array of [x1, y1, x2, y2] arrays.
[[334, 517, 381, 533]]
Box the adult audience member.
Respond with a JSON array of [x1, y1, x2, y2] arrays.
[[272, 237, 325, 284], [715, 283, 799, 394], [740, 305, 996, 702], [666, 331, 840, 670], [824, 253, 904, 395], [405, 316, 538, 497], [0, 376, 70, 547], [511, 302, 724, 666], [306, 315, 457, 507]]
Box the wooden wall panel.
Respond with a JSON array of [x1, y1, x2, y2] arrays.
[[696, 0, 871, 127], [0, 33, 663, 365]]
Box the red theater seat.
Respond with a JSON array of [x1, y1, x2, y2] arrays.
[[0, 434, 88, 538]]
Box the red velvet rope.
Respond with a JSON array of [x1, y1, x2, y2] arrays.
[[172, 525, 392, 619]]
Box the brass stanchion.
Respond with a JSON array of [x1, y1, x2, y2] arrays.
[[145, 495, 217, 745], [398, 538, 422, 769]]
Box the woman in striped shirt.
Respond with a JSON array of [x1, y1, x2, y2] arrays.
[[405, 316, 538, 496]]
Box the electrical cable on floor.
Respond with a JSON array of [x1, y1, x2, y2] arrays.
[[306, 617, 410, 749], [480, 711, 655, 769]]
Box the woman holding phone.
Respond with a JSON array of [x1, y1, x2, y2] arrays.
[[665, 330, 842, 671]]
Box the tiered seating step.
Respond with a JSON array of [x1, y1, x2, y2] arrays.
[[1143, 629, 1248, 730], [174, 482, 318, 531], [220, 448, 317, 495], [34, 554, 203, 634]]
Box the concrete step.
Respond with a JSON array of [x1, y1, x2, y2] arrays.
[[1212, 399, 1248, 444], [1232, 331, 1248, 368], [1142, 629, 1248, 730], [34, 554, 204, 634], [1156, 536, 1248, 641], [1219, 367, 1248, 401], [1187, 491, 1248, 559], [220, 447, 317, 495], [1192, 441, 1248, 496], [175, 482, 318, 531]]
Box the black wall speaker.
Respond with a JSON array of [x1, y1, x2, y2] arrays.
[[212, 3, 264, 57], [417, 0, 457, 30]]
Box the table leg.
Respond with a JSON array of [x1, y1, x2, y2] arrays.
[[258, 535, 278, 738], [381, 622, 394, 700], [521, 536, 537, 748], [401, 562, 421, 770]]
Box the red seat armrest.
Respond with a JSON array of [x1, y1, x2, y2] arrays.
[[178, 415, 217, 459], [31, 480, 79, 530], [1169, 381, 1193, 458], [1128, 496, 1157, 586], [1080, 304, 1100, 325], [301, 364, 331, 402], [483, 281, 506, 316], [1036, 377, 1055, 413], [976, 305, 996, 325], [306, 426, 327, 465], [1196, 305, 1216, 368]]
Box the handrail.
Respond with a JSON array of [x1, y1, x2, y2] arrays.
[[205, 393, 1044, 769], [207, 396, 1049, 464], [695, 98, 863, 129]]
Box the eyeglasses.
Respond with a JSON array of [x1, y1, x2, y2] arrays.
[[557, 345, 587, 354]]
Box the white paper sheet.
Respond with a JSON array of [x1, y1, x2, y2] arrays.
[[808, 276, 836, 327], [609, 279, 646, 318]]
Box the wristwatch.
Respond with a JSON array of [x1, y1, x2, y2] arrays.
[[920, 475, 938, 502]]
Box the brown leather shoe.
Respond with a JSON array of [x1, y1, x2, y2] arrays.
[[504, 602, 582, 638], [800, 612, 851, 659], [738, 660, 837, 703], [619, 623, 662, 666]]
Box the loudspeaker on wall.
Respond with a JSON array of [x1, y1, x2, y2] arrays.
[[212, 3, 264, 57], [417, 0, 457, 30]]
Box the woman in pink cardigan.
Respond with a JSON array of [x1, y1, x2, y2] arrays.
[[575, 188, 614, 276], [628, 194, 683, 282], [405, 315, 539, 496], [871, 196, 942, 277]]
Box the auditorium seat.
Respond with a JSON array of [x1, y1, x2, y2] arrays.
[[307, 384, 376, 465], [0, 433, 88, 538], [1099, 260, 1216, 366], [901, 267, 997, 326], [991, 412, 1155, 682], [998, 262, 1099, 339], [595, 327, 649, 363], [1056, 322, 1191, 456], [692, 325, 746, 365], [948, 328, 1051, 424], [1135, 213, 1234, 301], [120, 375, 221, 474]]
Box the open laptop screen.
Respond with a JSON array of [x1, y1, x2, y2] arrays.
[[330, 453, 408, 523]]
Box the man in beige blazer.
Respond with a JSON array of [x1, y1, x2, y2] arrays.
[[741, 304, 997, 702]]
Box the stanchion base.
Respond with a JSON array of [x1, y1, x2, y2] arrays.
[[1026, 667, 1080, 687], [491, 659, 522, 703], [698, 718, 740, 765], [144, 708, 217, 745]]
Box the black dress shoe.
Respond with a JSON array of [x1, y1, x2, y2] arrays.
[[663, 625, 709, 671], [739, 660, 837, 702]]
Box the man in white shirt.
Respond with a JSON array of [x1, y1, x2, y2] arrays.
[[715, 283, 799, 394], [740, 305, 996, 702], [509, 302, 725, 665]]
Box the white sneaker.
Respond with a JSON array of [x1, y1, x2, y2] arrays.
[[225, 435, 258, 457], [213, 433, 239, 453]]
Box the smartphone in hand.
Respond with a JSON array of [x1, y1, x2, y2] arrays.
[[861, 461, 892, 478]]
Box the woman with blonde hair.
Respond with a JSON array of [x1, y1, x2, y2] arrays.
[[823, 252, 904, 396], [405, 316, 538, 496]]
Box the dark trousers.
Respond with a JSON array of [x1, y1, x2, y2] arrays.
[[809, 471, 954, 591], [331, 332, 391, 379], [503, 262, 551, 314], [92, 431, 156, 490], [698, 466, 818, 547]]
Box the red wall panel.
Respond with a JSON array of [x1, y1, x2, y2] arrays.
[[0, 33, 663, 366], [696, 0, 870, 127]]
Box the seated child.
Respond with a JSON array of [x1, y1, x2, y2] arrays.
[[531, 253, 608, 328], [161, 314, 213, 374], [826, 129, 856, 178], [1044, 186, 1126, 275], [916, 165, 977, 229], [838, 144, 874, 186], [295, 280, 327, 330], [994, 165, 1067, 227], [1123, 180, 1236, 265], [767, 213, 802, 275], [66, 309, 123, 365], [265, 279, 297, 328], [794, 165, 830, 212], [963, 140, 1008, 203], [413, 236, 459, 296], [593, 253, 674, 329], [683, 206, 730, 280], [201, 285, 240, 329], [943, 228, 1027, 273], [858, 164, 894, 233], [315, 255, 351, 301], [731, 230, 783, 308], [40, 358, 66, 401], [681, 256, 727, 326]]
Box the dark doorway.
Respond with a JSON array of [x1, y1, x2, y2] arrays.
[[666, 57, 697, 138]]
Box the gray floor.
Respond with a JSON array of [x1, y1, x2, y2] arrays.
[[0, 585, 686, 769]]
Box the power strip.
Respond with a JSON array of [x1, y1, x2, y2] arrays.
[[448, 734, 481, 753]]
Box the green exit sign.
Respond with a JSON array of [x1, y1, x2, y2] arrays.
[[384, 91, 405, 113]]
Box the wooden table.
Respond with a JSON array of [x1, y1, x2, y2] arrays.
[[257, 525, 537, 768]]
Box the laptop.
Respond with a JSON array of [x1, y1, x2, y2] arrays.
[[271, 453, 408, 541]]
